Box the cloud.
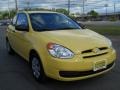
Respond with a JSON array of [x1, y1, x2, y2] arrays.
[[0, 0, 120, 14]]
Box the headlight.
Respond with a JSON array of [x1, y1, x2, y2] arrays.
[[106, 38, 112, 47], [109, 40, 112, 47], [47, 43, 74, 59]]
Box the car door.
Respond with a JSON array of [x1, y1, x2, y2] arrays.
[[7, 14, 18, 50], [13, 13, 30, 60]]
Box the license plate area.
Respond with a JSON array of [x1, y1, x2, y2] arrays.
[[93, 60, 107, 71]]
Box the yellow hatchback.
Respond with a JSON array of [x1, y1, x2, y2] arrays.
[[6, 11, 116, 82]]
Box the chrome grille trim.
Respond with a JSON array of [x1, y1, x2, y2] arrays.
[[83, 52, 108, 59], [81, 47, 109, 59], [81, 47, 108, 54]]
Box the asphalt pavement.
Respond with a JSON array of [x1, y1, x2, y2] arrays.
[[0, 26, 120, 90]]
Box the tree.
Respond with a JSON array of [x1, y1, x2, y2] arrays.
[[2, 11, 9, 19], [87, 10, 99, 18], [23, 8, 69, 16], [9, 10, 16, 18], [0, 10, 16, 20], [55, 8, 69, 15]]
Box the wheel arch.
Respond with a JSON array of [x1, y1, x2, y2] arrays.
[[29, 49, 44, 66], [29, 48, 48, 81], [29, 48, 48, 73], [29, 49, 39, 61]]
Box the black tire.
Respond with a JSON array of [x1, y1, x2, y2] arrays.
[[6, 40, 15, 55], [30, 53, 47, 82]]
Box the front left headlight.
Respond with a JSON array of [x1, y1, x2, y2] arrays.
[[47, 43, 74, 59]]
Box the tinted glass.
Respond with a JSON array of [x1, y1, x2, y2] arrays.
[[29, 13, 81, 31], [16, 13, 28, 27]]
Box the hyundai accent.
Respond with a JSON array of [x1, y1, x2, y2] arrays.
[[6, 11, 116, 81]]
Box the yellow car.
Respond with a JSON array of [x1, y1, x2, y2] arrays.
[[6, 11, 116, 82]]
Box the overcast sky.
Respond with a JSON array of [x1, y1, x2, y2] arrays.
[[0, 0, 120, 14]]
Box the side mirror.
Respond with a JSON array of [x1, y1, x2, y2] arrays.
[[72, 19, 86, 29], [15, 24, 29, 31], [78, 23, 86, 29]]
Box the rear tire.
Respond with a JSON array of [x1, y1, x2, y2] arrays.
[[30, 53, 47, 82], [6, 40, 14, 55]]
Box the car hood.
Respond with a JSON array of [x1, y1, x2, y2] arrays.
[[35, 29, 110, 54]]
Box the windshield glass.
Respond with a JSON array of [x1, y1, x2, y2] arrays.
[[29, 13, 81, 31]]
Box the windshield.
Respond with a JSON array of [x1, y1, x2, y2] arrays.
[[29, 13, 81, 31]]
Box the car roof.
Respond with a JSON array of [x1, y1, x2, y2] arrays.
[[18, 11, 59, 14]]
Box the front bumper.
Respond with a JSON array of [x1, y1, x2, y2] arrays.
[[44, 49, 116, 81], [59, 61, 114, 78]]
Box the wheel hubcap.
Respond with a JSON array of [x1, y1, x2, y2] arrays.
[[32, 57, 41, 79]]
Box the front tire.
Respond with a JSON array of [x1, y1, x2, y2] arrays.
[[30, 53, 47, 82]]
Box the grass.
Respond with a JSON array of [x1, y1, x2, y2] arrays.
[[86, 25, 120, 35]]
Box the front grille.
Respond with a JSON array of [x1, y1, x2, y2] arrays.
[[81, 47, 108, 59], [59, 62, 114, 78], [83, 52, 108, 59], [82, 49, 92, 54], [82, 47, 108, 54], [99, 47, 108, 50]]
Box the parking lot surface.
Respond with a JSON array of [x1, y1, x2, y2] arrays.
[[0, 26, 120, 90], [79, 21, 120, 26]]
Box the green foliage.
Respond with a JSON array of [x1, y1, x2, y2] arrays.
[[0, 12, 2, 19], [1, 11, 9, 19], [55, 8, 69, 15], [0, 8, 75, 20], [0, 10, 16, 20], [24, 8, 52, 11], [87, 10, 99, 18], [109, 16, 118, 21], [86, 25, 120, 35], [24, 8, 68, 15], [24, 8, 69, 16]]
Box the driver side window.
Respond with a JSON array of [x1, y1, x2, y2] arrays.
[[16, 13, 28, 30]]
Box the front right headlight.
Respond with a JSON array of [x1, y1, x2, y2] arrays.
[[47, 43, 74, 59], [106, 38, 112, 48]]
